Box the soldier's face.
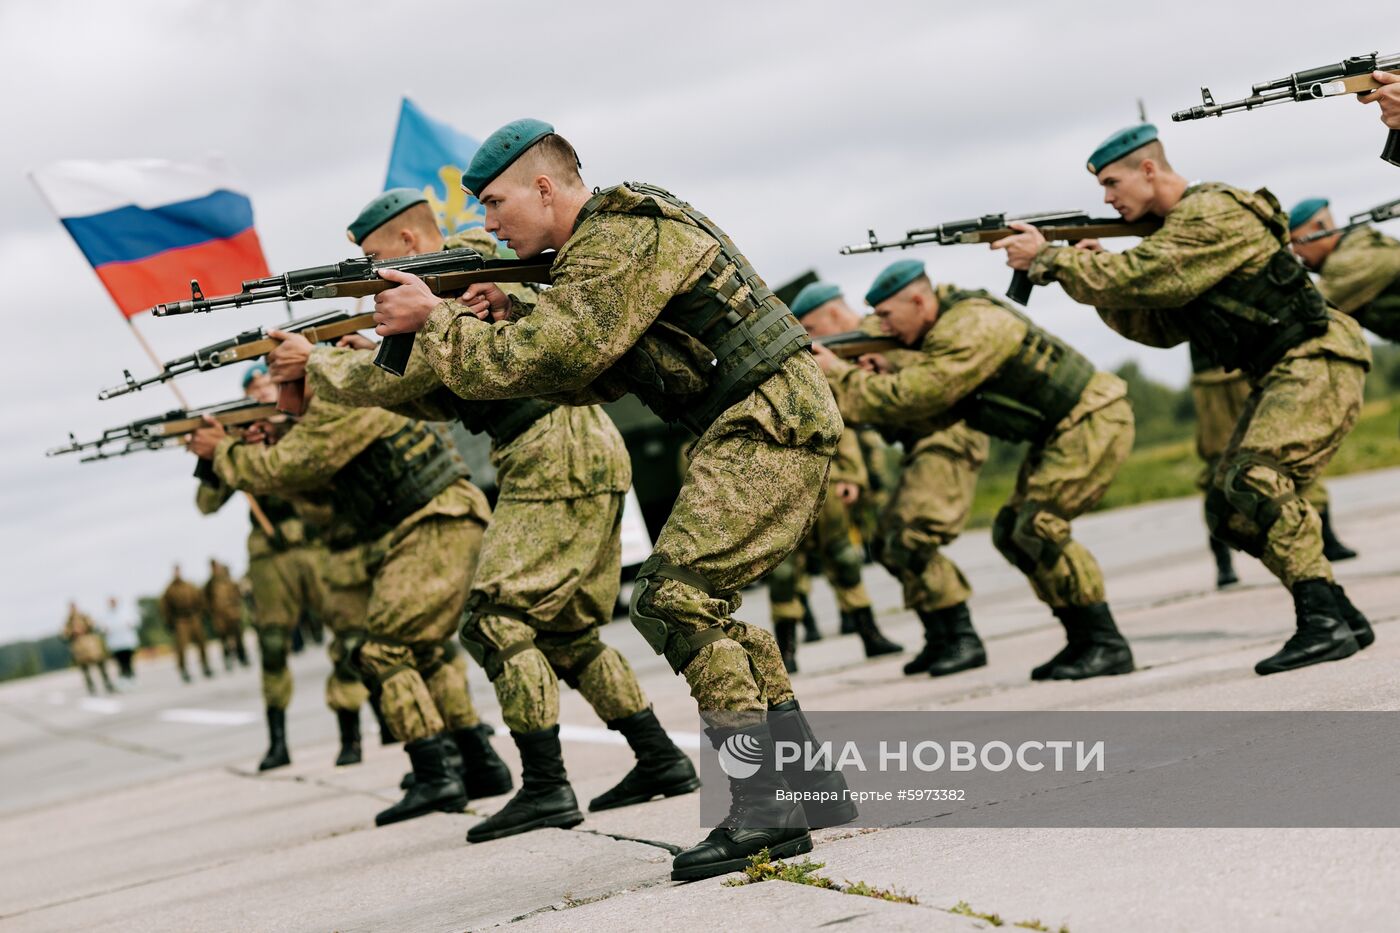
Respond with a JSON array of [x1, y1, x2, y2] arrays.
[[800, 298, 861, 338], [244, 374, 277, 404], [873, 290, 928, 346], [1096, 163, 1154, 222], [1289, 210, 1335, 271], [477, 176, 551, 258]]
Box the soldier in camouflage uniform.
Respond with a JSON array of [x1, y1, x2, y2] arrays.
[[203, 559, 248, 671], [159, 565, 211, 683], [264, 189, 696, 843], [994, 123, 1375, 676], [372, 120, 854, 880], [62, 602, 113, 695], [187, 390, 512, 826], [814, 258, 1136, 682], [1289, 197, 1400, 343]]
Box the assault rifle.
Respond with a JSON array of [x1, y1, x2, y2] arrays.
[[47, 397, 281, 463], [1296, 196, 1400, 243], [1171, 52, 1400, 167], [841, 211, 1162, 305], [814, 330, 901, 359], [148, 248, 555, 377]]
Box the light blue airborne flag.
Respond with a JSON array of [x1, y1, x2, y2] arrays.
[[384, 97, 485, 235]]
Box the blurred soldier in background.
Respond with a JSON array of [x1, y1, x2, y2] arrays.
[[62, 601, 113, 695], [204, 559, 249, 671], [159, 565, 211, 683]]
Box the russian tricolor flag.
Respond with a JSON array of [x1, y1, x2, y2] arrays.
[[30, 157, 270, 318]]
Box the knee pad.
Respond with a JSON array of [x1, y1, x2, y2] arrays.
[[630, 558, 727, 674], [1222, 455, 1296, 532], [458, 596, 537, 680], [333, 630, 365, 682], [1205, 486, 1266, 556], [258, 628, 289, 673], [991, 506, 1036, 574], [413, 643, 447, 682], [1010, 503, 1066, 570], [535, 628, 608, 690], [767, 556, 799, 604], [824, 536, 865, 589]]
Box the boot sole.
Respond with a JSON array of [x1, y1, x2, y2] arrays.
[[669, 832, 813, 882], [1254, 638, 1359, 676], [375, 793, 469, 827], [928, 656, 987, 678], [1048, 659, 1136, 681], [588, 776, 702, 812], [466, 807, 585, 842]]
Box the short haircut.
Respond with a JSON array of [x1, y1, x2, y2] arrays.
[[1118, 139, 1172, 173], [514, 133, 584, 187], [396, 201, 441, 237]]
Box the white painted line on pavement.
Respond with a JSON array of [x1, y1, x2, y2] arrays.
[[45, 691, 66, 705], [79, 697, 123, 715], [159, 708, 259, 726], [558, 723, 702, 751]]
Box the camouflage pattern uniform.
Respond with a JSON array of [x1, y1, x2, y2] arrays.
[[62, 607, 112, 693], [418, 183, 842, 723], [828, 285, 1132, 612], [159, 575, 209, 679], [1315, 225, 1400, 342], [203, 563, 245, 667], [211, 396, 490, 743], [308, 343, 647, 735], [1029, 184, 1371, 588]]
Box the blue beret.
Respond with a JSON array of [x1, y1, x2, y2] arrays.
[[461, 118, 554, 197], [242, 362, 268, 389], [790, 281, 842, 319], [346, 188, 428, 245], [865, 259, 927, 306], [1086, 123, 1159, 175], [1288, 197, 1329, 230]]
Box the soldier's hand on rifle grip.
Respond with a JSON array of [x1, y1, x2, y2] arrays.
[[336, 333, 377, 351], [834, 481, 861, 506], [857, 353, 892, 374], [373, 267, 438, 336], [186, 415, 227, 460], [990, 222, 1046, 271], [266, 330, 313, 384], [1358, 70, 1400, 130], [1072, 239, 1106, 252], [462, 282, 510, 321], [809, 342, 841, 374]]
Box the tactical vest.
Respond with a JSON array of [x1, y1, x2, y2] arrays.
[[433, 391, 557, 447], [944, 289, 1095, 444], [1178, 184, 1329, 378], [255, 494, 298, 529], [333, 421, 469, 542], [574, 182, 812, 434]]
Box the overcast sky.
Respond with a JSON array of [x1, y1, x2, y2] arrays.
[[0, 1, 1394, 641]]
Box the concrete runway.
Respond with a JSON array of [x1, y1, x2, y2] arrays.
[[2, 469, 1397, 932]]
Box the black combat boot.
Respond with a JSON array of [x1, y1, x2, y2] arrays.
[[768, 699, 858, 829], [335, 709, 362, 767], [375, 734, 468, 826], [799, 595, 823, 643], [774, 620, 799, 674], [236, 639, 250, 668], [1255, 580, 1360, 676], [1319, 508, 1358, 562], [258, 707, 290, 772], [670, 722, 812, 882], [466, 725, 584, 842], [851, 607, 902, 658], [1331, 583, 1374, 650], [839, 609, 858, 635], [1031, 607, 1086, 681], [926, 604, 986, 677], [1046, 604, 1135, 680], [1210, 536, 1239, 588], [454, 723, 514, 798], [903, 608, 946, 675], [223, 646, 235, 672], [589, 707, 701, 811]]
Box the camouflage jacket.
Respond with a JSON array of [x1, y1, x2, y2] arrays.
[[160, 579, 204, 621], [1318, 226, 1400, 342], [195, 482, 310, 558], [62, 608, 97, 640], [204, 570, 243, 617], [1027, 183, 1371, 369], [418, 185, 840, 452], [211, 396, 490, 537]]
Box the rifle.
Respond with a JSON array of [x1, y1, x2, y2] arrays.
[[841, 211, 1162, 305], [148, 248, 555, 377], [1171, 52, 1400, 167], [99, 307, 372, 412], [814, 330, 901, 359], [1296, 196, 1400, 243], [48, 397, 281, 463]]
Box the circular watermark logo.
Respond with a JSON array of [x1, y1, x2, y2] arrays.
[[718, 732, 764, 779]]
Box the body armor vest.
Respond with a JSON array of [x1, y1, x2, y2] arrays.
[[1179, 184, 1329, 378], [333, 421, 468, 542], [574, 182, 812, 434], [944, 289, 1095, 444], [433, 391, 557, 447]]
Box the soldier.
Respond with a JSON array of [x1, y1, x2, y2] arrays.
[[992, 123, 1375, 676], [813, 259, 1136, 681], [768, 281, 907, 672], [372, 120, 855, 880], [204, 559, 249, 671], [159, 565, 211, 683], [188, 385, 513, 826], [62, 602, 113, 695], [197, 363, 366, 770], [1289, 197, 1400, 343], [264, 189, 697, 843]]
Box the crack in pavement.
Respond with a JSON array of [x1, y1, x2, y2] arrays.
[[571, 827, 683, 855], [0, 703, 183, 762]]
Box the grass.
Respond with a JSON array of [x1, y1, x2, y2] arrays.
[[947, 899, 1071, 932], [968, 397, 1400, 528], [724, 850, 918, 904]]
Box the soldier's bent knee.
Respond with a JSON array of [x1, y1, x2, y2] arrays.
[[825, 537, 865, 589], [1222, 456, 1294, 532], [259, 628, 289, 672], [630, 559, 728, 674], [991, 506, 1036, 574]]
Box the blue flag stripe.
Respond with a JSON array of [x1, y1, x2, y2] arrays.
[[61, 189, 256, 267]]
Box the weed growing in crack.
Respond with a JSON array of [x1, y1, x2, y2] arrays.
[[724, 849, 918, 904]]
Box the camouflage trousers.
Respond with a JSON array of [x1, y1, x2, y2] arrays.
[[769, 482, 871, 622], [169, 615, 209, 676], [992, 398, 1134, 609], [248, 544, 325, 711], [357, 515, 485, 743], [1208, 351, 1366, 586], [318, 546, 372, 714], [875, 425, 987, 613], [459, 491, 648, 734]]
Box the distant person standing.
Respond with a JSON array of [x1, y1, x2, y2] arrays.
[[62, 602, 113, 695], [102, 595, 140, 683], [160, 565, 212, 683], [204, 559, 250, 671]]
